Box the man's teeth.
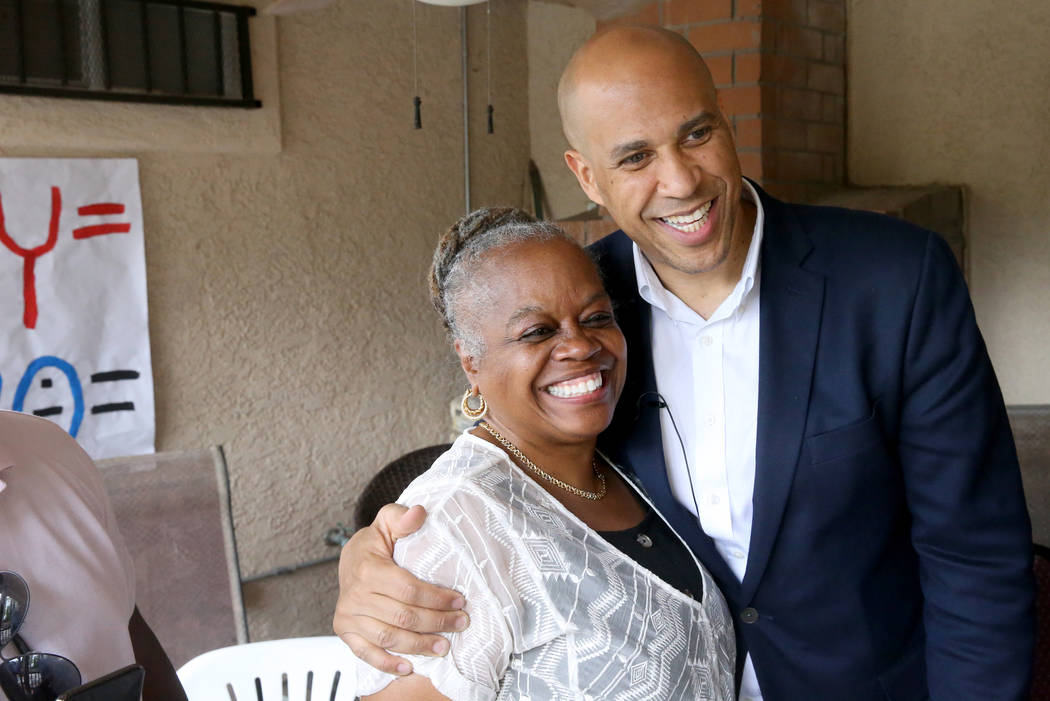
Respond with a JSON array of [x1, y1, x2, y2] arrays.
[[661, 201, 712, 232], [547, 373, 603, 398]]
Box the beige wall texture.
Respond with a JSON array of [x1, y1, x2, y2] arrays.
[[527, 1, 595, 220], [1, 0, 531, 638], [848, 0, 1050, 404]]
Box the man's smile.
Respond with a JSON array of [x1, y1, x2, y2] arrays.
[[658, 200, 712, 233]]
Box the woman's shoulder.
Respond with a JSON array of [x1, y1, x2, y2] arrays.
[[397, 432, 522, 517]]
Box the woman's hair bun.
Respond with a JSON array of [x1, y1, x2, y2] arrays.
[[428, 207, 584, 357], [429, 207, 537, 328]]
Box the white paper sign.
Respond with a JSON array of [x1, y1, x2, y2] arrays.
[[0, 158, 155, 459]]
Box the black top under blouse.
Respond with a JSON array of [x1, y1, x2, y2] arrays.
[[598, 506, 704, 602]]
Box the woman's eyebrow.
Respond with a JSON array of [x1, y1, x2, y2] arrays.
[[504, 291, 610, 329], [583, 291, 611, 307], [506, 305, 543, 328]]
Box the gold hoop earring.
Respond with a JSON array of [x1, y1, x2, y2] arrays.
[[461, 389, 488, 420]]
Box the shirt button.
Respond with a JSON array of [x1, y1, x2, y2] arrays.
[[636, 534, 653, 548], [705, 414, 717, 427], [740, 607, 759, 624], [731, 550, 745, 559], [708, 494, 720, 505], [701, 335, 714, 347]]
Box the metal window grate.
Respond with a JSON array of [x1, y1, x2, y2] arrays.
[[0, 0, 260, 108]]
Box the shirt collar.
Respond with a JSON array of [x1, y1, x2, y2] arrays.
[[633, 178, 765, 324]]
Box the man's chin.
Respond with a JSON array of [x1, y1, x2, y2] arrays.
[[653, 242, 733, 277]]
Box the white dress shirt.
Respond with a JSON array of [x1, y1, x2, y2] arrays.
[[632, 179, 765, 701]]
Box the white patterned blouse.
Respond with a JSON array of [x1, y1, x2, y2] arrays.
[[351, 432, 736, 701]]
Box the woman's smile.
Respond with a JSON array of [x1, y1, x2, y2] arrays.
[[543, 370, 607, 400]]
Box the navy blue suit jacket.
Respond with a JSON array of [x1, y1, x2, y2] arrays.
[[591, 183, 1035, 700]]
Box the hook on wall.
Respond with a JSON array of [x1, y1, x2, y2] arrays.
[[410, 0, 495, 133]]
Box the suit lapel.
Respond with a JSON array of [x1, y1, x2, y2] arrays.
[[740, 190, 825, 602]]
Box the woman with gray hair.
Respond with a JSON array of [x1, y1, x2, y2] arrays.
[[350, 208, 735, 701]]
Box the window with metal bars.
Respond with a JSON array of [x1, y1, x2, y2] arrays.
[[0, 0, 260, 107]]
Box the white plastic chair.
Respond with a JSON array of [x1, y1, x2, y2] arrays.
[[177, 636, 358, 700]]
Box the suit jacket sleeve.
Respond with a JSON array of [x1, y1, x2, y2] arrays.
[[897, 232, 1034, 700]]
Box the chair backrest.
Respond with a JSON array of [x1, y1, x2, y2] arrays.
[[177, 636, 357, 701], [95, 447, 247, 668], [353, 444, 452, 531], [1008, 406, 1050, 546]]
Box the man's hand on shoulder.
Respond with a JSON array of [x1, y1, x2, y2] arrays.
[[333, 504, 470, 675]]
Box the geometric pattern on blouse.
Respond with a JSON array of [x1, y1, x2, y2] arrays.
[[350, 433, 736, 701]]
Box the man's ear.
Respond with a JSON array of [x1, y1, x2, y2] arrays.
[[453, 339, 480, 382], [564, 149, 605, 208]]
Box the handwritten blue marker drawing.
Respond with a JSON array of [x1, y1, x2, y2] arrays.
[[13, 356, 85, 437]]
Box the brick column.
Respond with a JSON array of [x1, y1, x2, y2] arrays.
[[599, 0, 846, 202]]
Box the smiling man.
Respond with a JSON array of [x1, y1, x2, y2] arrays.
[[335, 26, 1034, 701]]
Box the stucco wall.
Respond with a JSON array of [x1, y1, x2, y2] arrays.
[[1, 0, 530, 637], [848, 0, 1050, 403], [527, 1, 595, 220]]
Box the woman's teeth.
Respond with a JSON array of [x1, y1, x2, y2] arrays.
[[661, 201, 712, 232], [546, 372, 603, 398]]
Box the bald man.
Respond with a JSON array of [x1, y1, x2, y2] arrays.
[[335, 27, 1034, 701]]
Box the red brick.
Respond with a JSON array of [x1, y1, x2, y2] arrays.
[[718, 84, 763, 116], [807, 62, 844, 95], [822, 154, 844, 183], [806, 122, 843, 153], [777, 87, 823, 120], [765, 118, 808, 149], [735, 117, 763, 148], [762, 54, 808, 87], [597, 0, 661, 28], [821, 93, 845, 124], [557, 220, 589, 245], [665, 0, 731, 25], [584, 218, 621, 245], [777, 150, 824, 181], [704, 54, 734, 86], [777, 24, 824, 60], [763, 181, 813, 202], [689, 20, 762, 53], [808, 1, 846, 33], [738, 149, 764, 179], [734, 52, 762, 83], [823, 33, 845, 64], [760, 17, 779, 47], [821, 154, 834, 181], [761, 0, 807, 22], [736, 0, 763, 19]]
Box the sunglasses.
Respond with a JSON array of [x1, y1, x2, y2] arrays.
[[0, 571, 82, 701]]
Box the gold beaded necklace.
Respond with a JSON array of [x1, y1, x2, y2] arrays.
[[478, 421, 607, 501]]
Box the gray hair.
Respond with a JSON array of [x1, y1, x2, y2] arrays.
[[428, 207, 583, 357]]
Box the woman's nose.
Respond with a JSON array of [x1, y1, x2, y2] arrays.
[[553, 327, 601, 360]]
